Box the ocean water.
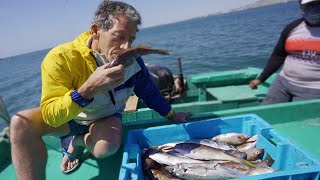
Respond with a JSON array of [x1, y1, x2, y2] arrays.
[[0, 2, 300, 128]]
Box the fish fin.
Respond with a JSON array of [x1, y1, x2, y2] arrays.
[[158, 50, 170, 55], [241, 159, 256, 168]]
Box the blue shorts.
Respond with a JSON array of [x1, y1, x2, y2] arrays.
[[67, 113, 122, 136]]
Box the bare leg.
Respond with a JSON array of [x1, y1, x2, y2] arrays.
[[88, 116, 122, 158], [60, 115, 122, 171], [10, 108, 69, 180]]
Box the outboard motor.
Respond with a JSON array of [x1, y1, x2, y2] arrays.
[[145, 63, 175, 99]]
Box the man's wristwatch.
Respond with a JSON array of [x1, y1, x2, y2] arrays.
[[71, 89, 94, 107]]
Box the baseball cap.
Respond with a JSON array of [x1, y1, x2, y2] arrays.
[[301, 0, 320, 4]]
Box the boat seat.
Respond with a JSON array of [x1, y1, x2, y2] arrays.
[[206, 85, 258, 102], [188, 69, 260, 85]]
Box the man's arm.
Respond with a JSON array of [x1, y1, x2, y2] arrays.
[[40, 50, 125, 127], [133, 71, 173, 118], [40, 52, 83, 127], [257, 18, 304, 82], [133, 58, 173, 118]]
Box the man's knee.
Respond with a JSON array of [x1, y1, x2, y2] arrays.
[[92, 140, 121, 159], [10, 113, 34, 142], [10, 108, 45, 140]]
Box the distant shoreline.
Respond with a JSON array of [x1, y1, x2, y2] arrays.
[[209, 0, 296, 16], [143, 0, 296, 30], [229, 0, 296, 13]]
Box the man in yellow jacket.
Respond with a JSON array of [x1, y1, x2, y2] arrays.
[[10, 1, 190, 179]]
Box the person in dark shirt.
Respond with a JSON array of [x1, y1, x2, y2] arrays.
[[249, 0, 320, 104]]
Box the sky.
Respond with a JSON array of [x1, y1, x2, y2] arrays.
[[0, 0, 258, 58]]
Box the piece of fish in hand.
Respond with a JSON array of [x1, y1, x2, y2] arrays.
[[109, 46, 169, 68]]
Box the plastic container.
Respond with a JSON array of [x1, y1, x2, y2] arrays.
[[119, 114, 320, 180]]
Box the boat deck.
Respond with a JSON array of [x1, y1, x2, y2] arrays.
[[1, 136, 124, 179], [1, 99, 320, 179]]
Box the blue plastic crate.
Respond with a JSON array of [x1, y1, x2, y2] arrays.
[[119, 114, 320, 180]]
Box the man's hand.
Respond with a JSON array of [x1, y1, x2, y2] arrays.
[[170, 112, 192, 123], [78, 64, 125, 99], [249, 79, 261, 90]]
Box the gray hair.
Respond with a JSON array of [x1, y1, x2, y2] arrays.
[[94, 1, 141, 31]]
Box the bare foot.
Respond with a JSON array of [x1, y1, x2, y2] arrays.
[[60, 135, 84, 172]]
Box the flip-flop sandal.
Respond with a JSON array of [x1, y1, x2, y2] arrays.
[[62, 149, 81, 174], [60, 135, 82, 174]]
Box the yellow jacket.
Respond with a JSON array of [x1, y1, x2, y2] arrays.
[[41, 31, 173, 127], [40, 31, 96, 127]]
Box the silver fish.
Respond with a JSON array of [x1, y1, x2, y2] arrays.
[[246, 166, 277, 176], [227, 150, 247, 159], [165, 163, 246, 180], [220, 162, 252, 174], [237, 134, 259, 152], [187, 139, 238, 151], [219, 154, 274, 174], [148, 152, 204, 166], [212, 133, 250, 146], [174, 143, 255, 168], [157, 139, 237, 152], [167, 162, 229, 169]]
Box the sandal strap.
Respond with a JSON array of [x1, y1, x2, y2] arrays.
[[62, 148, 76, 162]]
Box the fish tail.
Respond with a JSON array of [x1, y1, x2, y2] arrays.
[[152, 49, 170, 55], [136, 44, 151, 48]]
